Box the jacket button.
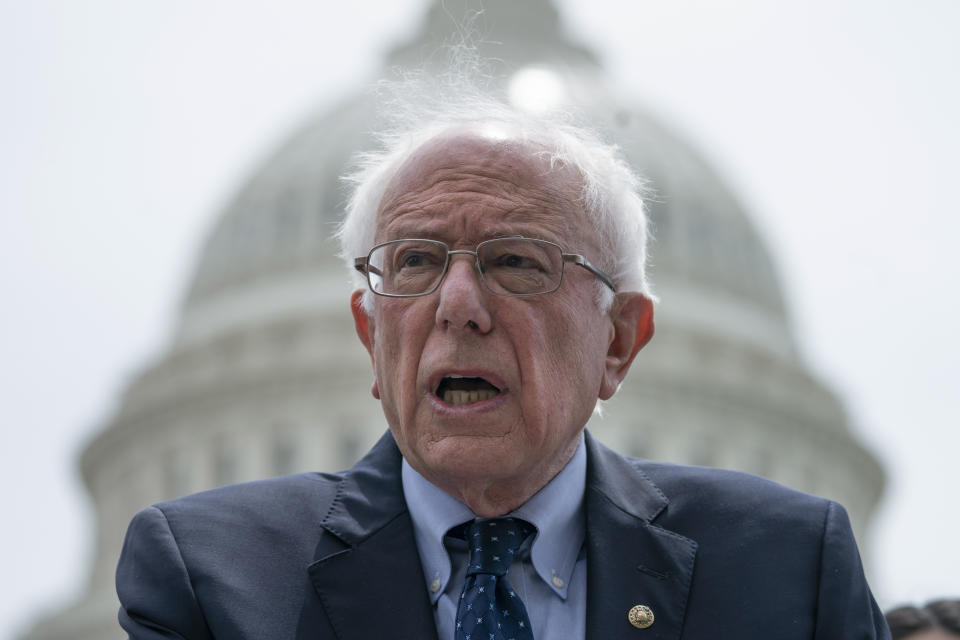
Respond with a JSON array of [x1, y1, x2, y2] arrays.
[[628, 604, 654, 629]]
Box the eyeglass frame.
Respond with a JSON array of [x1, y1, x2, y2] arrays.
[[353, 236, 616, 298]]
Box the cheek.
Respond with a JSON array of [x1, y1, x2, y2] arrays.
[[510, 304, 595, 425], [534, 300, 608, 405], [373, 303, 428, 406]]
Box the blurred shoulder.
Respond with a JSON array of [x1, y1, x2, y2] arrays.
[[147, 471, 345, 531], [587, 432, 832, 527], [638, 458, 834, 533]]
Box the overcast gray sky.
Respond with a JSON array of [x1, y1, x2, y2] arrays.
[[2, 1, 958, 637]]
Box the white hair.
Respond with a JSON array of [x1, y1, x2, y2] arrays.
[[337, 80, 654, 312]]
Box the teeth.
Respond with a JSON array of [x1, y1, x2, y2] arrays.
[[447, 374, 466, 379], [442, 389, 498, 406]]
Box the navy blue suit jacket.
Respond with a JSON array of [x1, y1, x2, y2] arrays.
[[116, 431, 890, 638]]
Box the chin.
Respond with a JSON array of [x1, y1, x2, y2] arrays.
[[418, 436, 521, 478]]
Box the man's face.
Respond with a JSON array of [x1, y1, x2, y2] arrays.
[[351, 134, 650, 513]]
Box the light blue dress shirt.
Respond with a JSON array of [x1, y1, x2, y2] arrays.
[[402, 436, 587, 640]]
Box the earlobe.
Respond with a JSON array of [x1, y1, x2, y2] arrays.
[[350, 291, 380, 399], [599, 293, 654, 400], [350, 290, 375, 354]]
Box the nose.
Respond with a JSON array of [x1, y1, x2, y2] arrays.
[[435, 253, 493, 333]]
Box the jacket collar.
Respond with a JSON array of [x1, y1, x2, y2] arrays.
[[306, 432, 439, 640], [306, 431, 697, 640], [583, 432, 698, 640]]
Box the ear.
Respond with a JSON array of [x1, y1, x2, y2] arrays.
[[599, 293, 654, 400], [350, 290, 380, 399]]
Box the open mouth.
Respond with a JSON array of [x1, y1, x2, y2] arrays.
[[436, 374, 501, 406]]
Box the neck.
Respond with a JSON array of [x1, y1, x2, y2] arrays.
[[426, 439, 581, 517]]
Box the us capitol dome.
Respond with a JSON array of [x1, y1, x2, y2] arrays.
[[20, 1, 885, 638]]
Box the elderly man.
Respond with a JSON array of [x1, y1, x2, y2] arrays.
[[116, 101, 890, 639]]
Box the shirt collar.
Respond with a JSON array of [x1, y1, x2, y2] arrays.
[[402, 435, 587, 604], [509, 436, 586, 599], [402, 457, 475, 604]]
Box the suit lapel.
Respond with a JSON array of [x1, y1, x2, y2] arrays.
[[584, 433, 697, 640], [306, 433, 439, 640], [304, 431, 695, 640]]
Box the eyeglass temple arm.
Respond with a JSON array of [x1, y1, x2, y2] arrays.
[[563, 254, 616, 292], [354, 258, 383, 278]]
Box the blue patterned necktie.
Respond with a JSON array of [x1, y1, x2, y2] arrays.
[[454, 517, 536, 640]]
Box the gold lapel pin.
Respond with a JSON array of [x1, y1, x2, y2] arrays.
[[628, 604, 654, 629]]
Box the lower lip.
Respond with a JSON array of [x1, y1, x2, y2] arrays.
[[428, 389, 509, 415]]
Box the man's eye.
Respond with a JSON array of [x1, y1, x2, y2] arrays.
[[495, 254, 541, 270], [397, 252, 437, 269]]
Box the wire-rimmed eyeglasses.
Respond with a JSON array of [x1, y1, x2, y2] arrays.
[[353, 237, 616, 298]]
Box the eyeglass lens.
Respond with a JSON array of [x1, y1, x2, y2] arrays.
[[366, 238, 564, 296]]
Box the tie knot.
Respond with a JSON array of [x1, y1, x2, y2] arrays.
[[464, 517, 534, 577]]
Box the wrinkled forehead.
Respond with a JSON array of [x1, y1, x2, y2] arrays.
[[376, 132, 588, 240]]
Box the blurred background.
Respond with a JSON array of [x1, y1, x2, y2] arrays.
[[2, 1, 957, 638]]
